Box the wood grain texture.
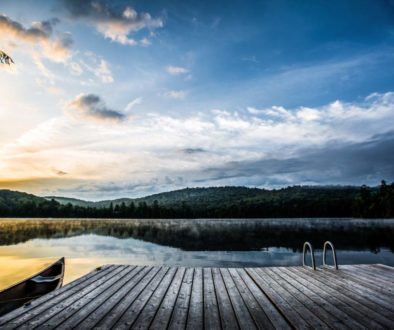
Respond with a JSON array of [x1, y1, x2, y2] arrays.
[[0, 264, 392, 329]]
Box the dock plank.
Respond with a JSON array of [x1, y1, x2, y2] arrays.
[[236, 268, 291, 329], [245, 268, 314, 329], [149, 267, 186, 330], [185, 268, 203, 330], [113, 267, 170, 329], [93, 266, 160, 329], [0, 264, 392, 330], [168, 267, 194, 329], [0, 264, 116, 326], [228, 268, 275, 330], [19, 265, 131, 329], [258, 267, 339, 329], [212, 267, 239, 329], [131, 267, 178, 329], [297, 266, 394, 313], [203, 268, 221, 329], [1, 265, 124, 329], [283, 267, 391, 329], [55, 266, 142, 329]]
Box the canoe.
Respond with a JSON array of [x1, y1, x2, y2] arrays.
[[0, 257, 65, 316]]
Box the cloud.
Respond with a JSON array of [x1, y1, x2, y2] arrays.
[[1, 92, 394, 198], [164, 90, 188, 99], [67, 94, 125, 122], [61, 0, 163, 45], [202, 132, 394, 187], [125, 97, 142, 112], [68, 52, 114, 83], [166, 65, 189, 75], [0, 14, 73, 62]]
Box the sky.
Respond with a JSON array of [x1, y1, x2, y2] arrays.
[[0, 0, 394, 200]]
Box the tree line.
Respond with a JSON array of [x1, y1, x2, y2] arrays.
[[0, 182, 393, 218]]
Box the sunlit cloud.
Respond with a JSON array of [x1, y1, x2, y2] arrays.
[[1, 92, 393, 198], [0, 14, 73, 62]]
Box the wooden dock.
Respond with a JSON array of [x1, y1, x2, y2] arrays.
[[0, 264, 393, 329]]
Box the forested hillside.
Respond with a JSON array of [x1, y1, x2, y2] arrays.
[[1, 182, 393, 218]]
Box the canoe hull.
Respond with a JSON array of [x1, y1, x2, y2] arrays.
[[0, 257, 64, 316]]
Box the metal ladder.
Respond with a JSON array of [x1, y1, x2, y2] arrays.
[[302, 241, 338, 270]]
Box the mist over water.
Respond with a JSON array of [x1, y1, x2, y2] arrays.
[[0, 218, 393, 286]]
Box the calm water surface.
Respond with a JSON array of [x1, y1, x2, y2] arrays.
[[0, 218, 393, 288]]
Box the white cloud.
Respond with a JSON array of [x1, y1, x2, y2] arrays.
[[166, 65, 189, 75], [1, 92, 394, 197], [125, 97, 142, 112], [164, 90, 188, 99]]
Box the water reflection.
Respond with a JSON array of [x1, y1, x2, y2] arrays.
[[0, 218, 393, 287]]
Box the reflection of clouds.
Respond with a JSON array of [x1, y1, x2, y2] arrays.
[[1, 232, 394, 273]]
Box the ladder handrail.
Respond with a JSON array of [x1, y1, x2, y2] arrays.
[[302, 242, 316, 270], [323, 241, 338, 270]]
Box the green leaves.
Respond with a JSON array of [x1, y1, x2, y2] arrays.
[[0, 50, 14, 65]]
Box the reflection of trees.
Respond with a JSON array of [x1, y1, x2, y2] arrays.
[[0, 219, 393, 252]]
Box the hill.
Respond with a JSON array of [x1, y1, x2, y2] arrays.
[[0, 189, 46, 210], [47, 186, 362, 211], [0, 182, 392, 218]]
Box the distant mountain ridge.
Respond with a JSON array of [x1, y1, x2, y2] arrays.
[[1, 183, 392, 218], [45, 185, 362, 208]]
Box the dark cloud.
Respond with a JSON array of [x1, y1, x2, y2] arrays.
[[199, 132, 394, 187], [182, 148, 206, 154], [68, 94, 126, 122], [60, 0, 163, 45]]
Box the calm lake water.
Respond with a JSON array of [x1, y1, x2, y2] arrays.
[[0, 218, 393, 288]]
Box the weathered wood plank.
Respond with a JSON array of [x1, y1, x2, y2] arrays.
[[45, 267, 141, 330], [168, 268, 194, 329], [69, 266, 151, 329], [0, 265, 115, 326], [203, 268, 221, 329], [17, 265, 131, 329], [227, 268, 272, 329], [276, 267, 386, 329], [352, 264, 394, 279], [55, 266, 141, 329], [291, 266, 394, 328], [245, 268, 315, 329], [236, 269, 291, 330], [113, 267, 170, 329], [93, 267, 160, 329], [186, 268, 203, 330], [326, 266, 394, 296], [220, 268, 256, 330], [375, 264, 394, 271], [1, 265, 123, 329], [299, 267, 394, 313], [131, 267, 178, 329], [247, 268, 328, 329], [343, 264, 394, 284], [212, 267, 239, 330], [259, 267, 346, 329], [149, 267, 186, 330], [341, 265, 394, 292], [1, 264, 393, 330], [292, 267, 394, 325]]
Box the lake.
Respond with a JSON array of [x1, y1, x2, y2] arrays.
[[0, 218, 393, 288]]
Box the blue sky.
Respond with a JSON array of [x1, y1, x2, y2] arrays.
[[0, 0, 394, 199]]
